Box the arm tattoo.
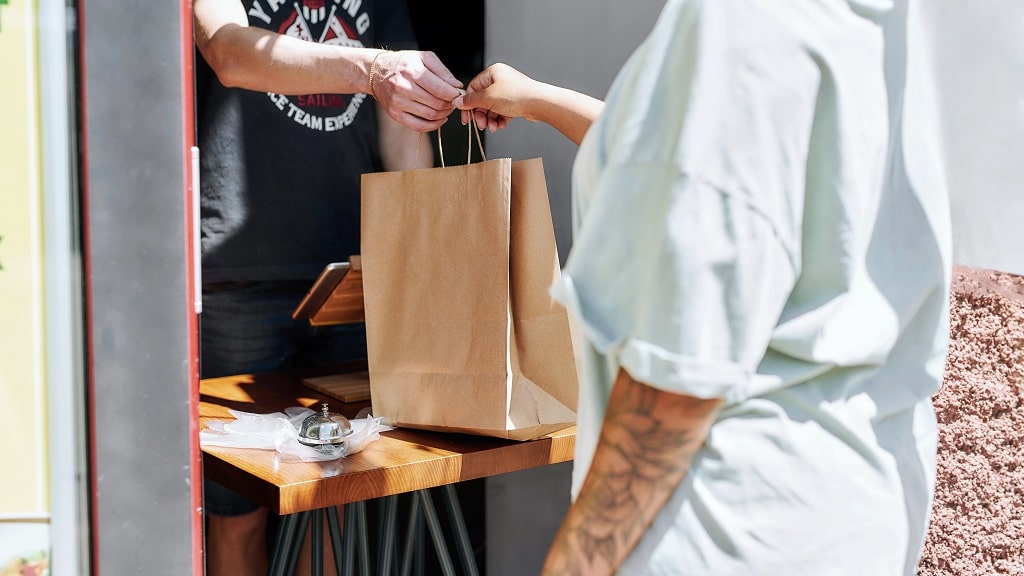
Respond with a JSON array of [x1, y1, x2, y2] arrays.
[[542, 370, 721, 575]]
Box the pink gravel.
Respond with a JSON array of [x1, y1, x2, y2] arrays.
[[918, 266, 1024, 575]]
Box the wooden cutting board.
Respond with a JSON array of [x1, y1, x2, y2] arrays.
[[301, 371, 371, 403]]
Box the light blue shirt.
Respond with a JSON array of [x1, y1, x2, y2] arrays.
[[551, 0, 951, 573]]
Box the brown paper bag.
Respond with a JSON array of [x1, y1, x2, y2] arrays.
[[360, 157, 577, 440]]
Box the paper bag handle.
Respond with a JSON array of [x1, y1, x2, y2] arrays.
[[422, 114, 488, 168]]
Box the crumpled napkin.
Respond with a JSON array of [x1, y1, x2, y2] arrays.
[[200, 406, 392, 462]]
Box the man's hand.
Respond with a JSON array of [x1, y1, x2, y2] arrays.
[[371, 50, 463, 132]]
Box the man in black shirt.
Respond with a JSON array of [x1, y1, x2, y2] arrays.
[[193, 0, 462, 572]]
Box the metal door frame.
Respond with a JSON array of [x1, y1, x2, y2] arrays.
[[79, 0, 201, 573]]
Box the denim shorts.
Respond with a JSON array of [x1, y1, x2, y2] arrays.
[[201, 280, 367, 516]]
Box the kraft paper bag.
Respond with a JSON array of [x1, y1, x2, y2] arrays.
[[360, 157, 578, 440]]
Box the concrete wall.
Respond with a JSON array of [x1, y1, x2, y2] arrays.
[[81, 1, 199, 573], [921, 1, 1024, 276], [482, 3, 665, 574]]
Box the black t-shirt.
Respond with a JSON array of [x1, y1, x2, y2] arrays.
[[197, 0, 417, 283]]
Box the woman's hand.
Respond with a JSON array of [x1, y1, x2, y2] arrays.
[[455, 63, 604, 144], [371, 50, 464, 132], [454, 63, 544, 132]]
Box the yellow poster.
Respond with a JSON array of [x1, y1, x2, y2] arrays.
[[0, 0, 48, 530]]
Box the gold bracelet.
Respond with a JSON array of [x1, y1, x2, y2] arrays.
[[368, 50, 386, 97]]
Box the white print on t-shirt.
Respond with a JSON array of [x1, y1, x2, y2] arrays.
[[248, 0, 372, 132], [267, 91, 368, 131]]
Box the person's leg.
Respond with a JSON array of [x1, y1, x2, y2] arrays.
[[204, 479, 269, 576], [201, 282, 303, 573], [205, 490, 341, 576], [207, 507, 269, 576]]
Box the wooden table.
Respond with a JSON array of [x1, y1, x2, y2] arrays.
[[200, 366, 576, 575]]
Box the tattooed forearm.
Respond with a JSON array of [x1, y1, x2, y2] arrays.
[[542, 369, 722, 575]]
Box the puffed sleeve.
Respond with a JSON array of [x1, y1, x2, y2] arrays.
[[552, 164, 797, 403], [549, 0, 829, 403]]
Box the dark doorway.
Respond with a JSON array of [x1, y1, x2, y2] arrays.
[[406, 1, 485, 84], [408, 1, 487, 166]]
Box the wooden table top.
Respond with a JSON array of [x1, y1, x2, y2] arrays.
[[200, 366, 576, 515]]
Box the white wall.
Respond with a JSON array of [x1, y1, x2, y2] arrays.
[[482, 2, 665, 574], [922, 0, 1024, 276]]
